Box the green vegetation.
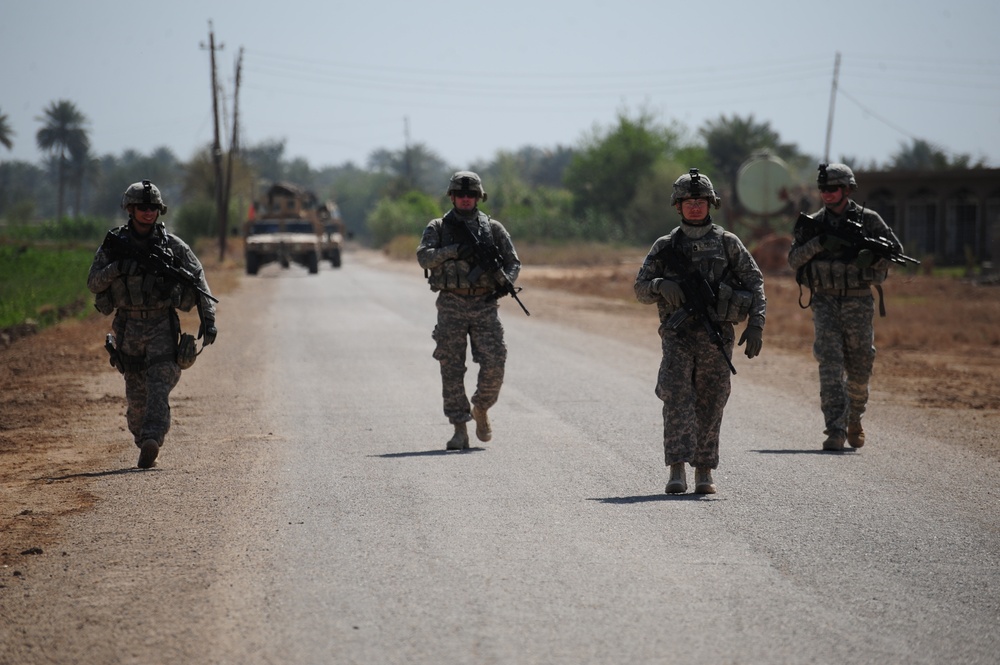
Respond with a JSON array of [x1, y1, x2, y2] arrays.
[[2, 97, 990, 271], [0, 245, 95, 329], [2, 216, 107, 242]]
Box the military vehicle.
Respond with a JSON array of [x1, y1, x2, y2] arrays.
[[243, 182, 330, 275]]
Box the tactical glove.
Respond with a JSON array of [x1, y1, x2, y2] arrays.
[[199, 318, 217, 345], [118, 258, 140, 276], [821, 234, 852, 252], [655, 279, 686, 308], [456, 244, 476, 261], [854, 249, 875, 269], [738, 325, 763, 359]]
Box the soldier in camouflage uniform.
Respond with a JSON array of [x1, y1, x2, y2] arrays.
[[788, 163, 903, 451], [417, 171, 521, 451], [87, 180, 217, 468], [635, 169, 766, 494]]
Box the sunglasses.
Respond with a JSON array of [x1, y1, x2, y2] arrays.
[[818, 185, 842, 193], [453, 190, 479, 199], [134, 203, 160, 212]]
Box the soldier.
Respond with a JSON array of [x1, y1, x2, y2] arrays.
[[788, 163, 904, 451], [417, 171, 521, 450], [635, 169, 765, 494], [87, 180, 217, 468]]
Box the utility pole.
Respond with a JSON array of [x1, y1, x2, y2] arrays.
[[403, 116, 413, 190], [823, 51, 841, 163], [222, 47, 243, 262], [201, 21, 226, 261]]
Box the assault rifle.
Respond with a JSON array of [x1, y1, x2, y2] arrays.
[[658, 246, 737, 375], [795, 210, 919, 267], [454, 218, 530, 316], [101, 231, 219, 303]]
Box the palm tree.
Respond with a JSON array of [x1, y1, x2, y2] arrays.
[[0, 108, 14, 151], [68, 145, 100, 217], [36, 100, 90, 218]]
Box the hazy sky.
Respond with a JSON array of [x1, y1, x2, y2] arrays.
[[3, 0, 998, 173]]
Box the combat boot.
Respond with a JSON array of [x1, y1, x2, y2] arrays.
[[823, 429, 847, 451], [471, 404, 492, 442], [694, 467, 716, 494], [446, 422, 470, 451], [664, 462, 687, 494], [847, 423, 865, 448], [137, 439, 159, 469]]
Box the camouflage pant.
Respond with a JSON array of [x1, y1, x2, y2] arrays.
[[432, 292, 507, 424], [655, 321, 735, 469], [811, 293, 875, 434], [112, 312, 181, 447]]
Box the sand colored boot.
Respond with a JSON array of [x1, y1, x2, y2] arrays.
[[446, 422, 470, 451], [822, 429, 847, 451], [694, 467, 717, 494], [847, 423, 866, 448], [471, 404, 492, 442], [664, 463, 687, 494]]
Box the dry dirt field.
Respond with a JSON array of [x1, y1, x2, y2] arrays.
[[2, 249, 998, 575]]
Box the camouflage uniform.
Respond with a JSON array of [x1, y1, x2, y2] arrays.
[[635, 225, 766, 469], [88, 218, 215, 457], [417, 209, 520, 427], [788, 197, 901, 444]]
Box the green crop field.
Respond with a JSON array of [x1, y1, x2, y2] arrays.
[[0, 245, 96, 329]]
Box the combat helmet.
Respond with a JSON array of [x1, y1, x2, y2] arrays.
[[121, 179, 168, 215], [817, 163, 857, 190], [446, 171, 488, 202], [671, 168, 721, 208]]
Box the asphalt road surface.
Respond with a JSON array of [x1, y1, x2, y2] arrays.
[[3, 252, 998, 664]]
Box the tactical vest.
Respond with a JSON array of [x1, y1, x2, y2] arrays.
[[656, 227, 754, 324], [425, 211, 495, 292], [96, 225, 189, 312]]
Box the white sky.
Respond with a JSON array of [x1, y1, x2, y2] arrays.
[[3, 0, 999, 171]]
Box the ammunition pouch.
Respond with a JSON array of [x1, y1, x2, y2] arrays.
[[427, 261, 474, 292]]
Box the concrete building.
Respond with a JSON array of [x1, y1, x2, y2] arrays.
[[855, 169, 1000, 269]]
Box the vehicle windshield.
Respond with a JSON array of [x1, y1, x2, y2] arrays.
[[286, 222, 316, 234], [250, 222, 280, 234]]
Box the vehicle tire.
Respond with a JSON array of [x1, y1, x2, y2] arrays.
[[330, 247, 342, 268], [307, 252, 319, 274], [246, 253, 259, 275]]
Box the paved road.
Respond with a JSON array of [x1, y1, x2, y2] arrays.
[[5, 253, 999, 664]]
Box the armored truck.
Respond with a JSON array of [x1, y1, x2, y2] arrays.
[[243, 182, 326, 275]]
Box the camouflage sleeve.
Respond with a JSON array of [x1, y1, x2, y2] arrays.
[[170, 236, 216, 320], [416, 219, 459, 269], [491, 220, 521, 283], [87, 244, 120, 294], [634, 236, 671, 304], [787, 211, 824, 271], [725, 232, 766, 329]]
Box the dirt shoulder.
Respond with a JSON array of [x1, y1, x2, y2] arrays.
[[2, 250, 998, 574]]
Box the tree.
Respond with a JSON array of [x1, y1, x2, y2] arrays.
[[366, 142, 450, 198], [366, 190, 439, 247], [0, 108, 13, 151], [699, 114, 800, 187], [887, 139, 987, 171], [564, 109, 681, 219], [67, 146, 100, 217], [35, 100, 89, 219]]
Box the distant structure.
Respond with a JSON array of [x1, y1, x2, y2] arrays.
[[855, 168, 999, 270]]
